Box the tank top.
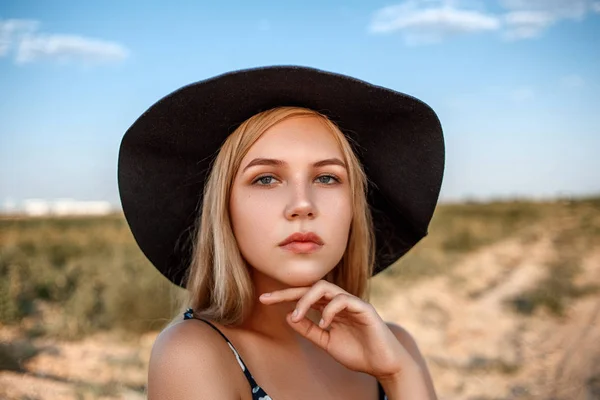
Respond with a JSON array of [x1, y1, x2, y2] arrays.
[[183, 309, 388, 400]]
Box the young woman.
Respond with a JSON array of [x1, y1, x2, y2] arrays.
[[118, 66, 444, 399]]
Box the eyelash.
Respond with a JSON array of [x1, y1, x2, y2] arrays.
[[252, 174, 341, 186]]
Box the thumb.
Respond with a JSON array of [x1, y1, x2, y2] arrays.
[[286, 312, 330, 349]]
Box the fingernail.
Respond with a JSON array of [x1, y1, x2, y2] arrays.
[[260, 293, 271, 298], [319, 318, 325, 327], [292, 309, 298, 319]]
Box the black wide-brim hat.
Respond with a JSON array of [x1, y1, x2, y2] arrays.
[[118, 65, 444, 287]]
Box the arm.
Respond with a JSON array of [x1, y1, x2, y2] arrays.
[[381, 322, 437, 400], [147, 321, 240, 400]]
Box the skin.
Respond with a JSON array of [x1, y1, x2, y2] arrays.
[[148, 115, 437, 399], [229, 115, 353, 342]]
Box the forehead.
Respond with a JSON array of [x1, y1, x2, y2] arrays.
[[244, 115, 343, 159]]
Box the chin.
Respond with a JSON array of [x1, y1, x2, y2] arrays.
[[276, 260, 335, 287], [280, 274, 324, 288]]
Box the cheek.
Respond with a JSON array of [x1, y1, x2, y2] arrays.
[[229, 185, 354, 277], [229, 190, 276, 255], [325, 195, 353, 250]]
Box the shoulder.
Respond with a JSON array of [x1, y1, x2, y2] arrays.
[[147, 319, 241, 400], [385, 321, 438, 398], [385, 322, 422, 358]]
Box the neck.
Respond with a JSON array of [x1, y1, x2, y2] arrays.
[[239, 268, 321, 345]]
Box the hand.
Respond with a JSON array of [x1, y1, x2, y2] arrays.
[[258, 280, 420, 380]]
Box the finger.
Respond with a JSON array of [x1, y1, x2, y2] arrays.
[[319, 293, 366, 329], [258, 281, 346, 314], [259, 287, 310, 304], [285, 311, 330, 349], [259, 289, 327, 315], [310, 299, 328, 312], [260, 289, 332, 319], [293, 280, 348, 322]]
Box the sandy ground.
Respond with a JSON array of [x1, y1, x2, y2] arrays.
[[2, 212, 599, 399]]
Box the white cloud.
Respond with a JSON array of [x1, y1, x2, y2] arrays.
[[503, 11, 555, 39], [0, 19, 38, 55], [0, 18, 128, 65], [499, 0, 591, 19], [561, 74, 585, 89], [499, 0, 600, 38], [367, 0, 600, 44], [368, 0, 500, 45], [16, 34, 128, 64]]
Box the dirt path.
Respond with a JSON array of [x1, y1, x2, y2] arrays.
[[2, 204, 599, 399], [0, 328, 156, 400]]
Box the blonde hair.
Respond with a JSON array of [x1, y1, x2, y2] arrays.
[[184, 107, 375, 325]]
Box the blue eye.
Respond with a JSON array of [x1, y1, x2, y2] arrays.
[[252, 174, 340, 186], [254, 175, 277, 185], [316, 175, 340, 184]]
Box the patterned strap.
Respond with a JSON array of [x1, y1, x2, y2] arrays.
[[378, 381, 387, 399], [183, 309, 261, 391]]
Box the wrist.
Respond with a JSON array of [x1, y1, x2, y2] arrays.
[[377, 365, 430, 400], [376, 358, 422, 382]]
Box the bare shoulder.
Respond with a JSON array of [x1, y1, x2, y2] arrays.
[[385, 322, 423, 361], [386, 321, 438, 399], [147, 319, 241, 400]]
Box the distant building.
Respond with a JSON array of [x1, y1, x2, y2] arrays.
[[2, 198, 115, 216], [23, 199, 52, 216], [50, 199, 114, 216]]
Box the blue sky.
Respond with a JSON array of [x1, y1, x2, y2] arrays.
[[1, 0, 599, 209]]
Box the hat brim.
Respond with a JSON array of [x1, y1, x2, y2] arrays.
[[118, 65, 444, 287]]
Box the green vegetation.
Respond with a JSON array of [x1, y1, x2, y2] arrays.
[[1, 197, 599, 338], [382, 199, 551, 282], [0, 341, 39, 372], [0, 214, 183, 339], [506, 201, 600, 316], [508, 257, 599, 317]]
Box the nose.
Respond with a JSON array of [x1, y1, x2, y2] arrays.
[[284, 183, 317, 220]]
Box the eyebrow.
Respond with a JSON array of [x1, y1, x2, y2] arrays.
[[242, 157, 347, 172]]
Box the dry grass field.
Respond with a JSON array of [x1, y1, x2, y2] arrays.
[[1, 197, 599, 399]]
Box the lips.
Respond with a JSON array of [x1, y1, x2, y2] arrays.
[[278, 232, 324, 254], [278, 232, 324, 247]]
